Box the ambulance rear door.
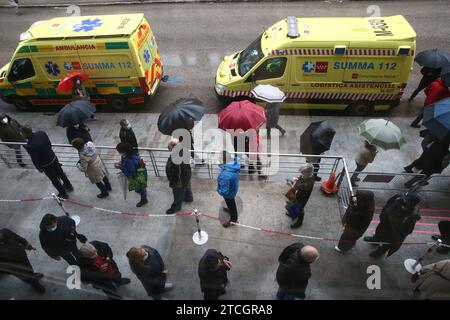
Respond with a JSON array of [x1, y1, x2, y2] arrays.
[[291, 42, 349, 108]]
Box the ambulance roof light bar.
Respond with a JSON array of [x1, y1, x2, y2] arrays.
[[287, 16, 299, 38]]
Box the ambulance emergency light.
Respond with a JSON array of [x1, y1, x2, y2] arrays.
[[287, 16, 299, 38]]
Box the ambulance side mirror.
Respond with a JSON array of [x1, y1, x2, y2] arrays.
[[251, 72, 257, 86]]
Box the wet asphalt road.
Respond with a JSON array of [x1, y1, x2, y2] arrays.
[[0, 1, 449, 116]]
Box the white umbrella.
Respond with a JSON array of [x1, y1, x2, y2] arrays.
[[251, 84, 286, 103], [358, 119, 406, 150]]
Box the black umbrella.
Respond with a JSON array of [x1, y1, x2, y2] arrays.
[[157, 98, 205, 135], [441, 65, 450, 87], [414, 49, 450, 69], [300, 121, 336, 154], [56, 100, 96, 128]]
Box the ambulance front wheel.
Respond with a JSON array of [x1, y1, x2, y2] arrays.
[[11, 96, 31, 111], [107, 95, 129, 111], [347, 101, 373, 116]]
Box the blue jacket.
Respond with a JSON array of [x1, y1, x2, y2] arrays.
[[120, 151, 140, 177], [217, 157, 240, 199], [24, 131, 56, 170]]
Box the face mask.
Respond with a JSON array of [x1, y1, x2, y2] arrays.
[[74, 124, 79, 130], [1, 117, 8, 124], [142, 252, 149, 261], [47, 226, 57, 232], [126, 124, 132, 130]]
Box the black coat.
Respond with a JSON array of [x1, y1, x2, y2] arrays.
[[39, 216, 79, 260], [276, 243, 311, 298], [79, 241, 121, 291], [415, 141, 449, 175], [119, 127, 138, 150], [166, 156, 192, 189], [24, 131, 56, 170], [198, 249, 229, 300], [375, 195, 421, 256], [342, 191, 375, 236], [66, 123, 92, 144], [0, 117, 25, 148], [294, 176, 315, 205], [132, 246, 166, 298], [0, 228, 34, 276]]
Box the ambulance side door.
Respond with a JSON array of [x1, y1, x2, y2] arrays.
[[292, 43, 348, 107], [250, 56, 290, 89], [6, 56, 39, 98], [33, 43, 82, 97]]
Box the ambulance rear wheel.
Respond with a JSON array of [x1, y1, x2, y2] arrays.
[[11, 96, 31, 111], [107, 95, 129, 111], [347, 101, 373, 116]]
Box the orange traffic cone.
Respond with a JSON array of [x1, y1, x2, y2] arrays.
[[321, 171, 338, 195]]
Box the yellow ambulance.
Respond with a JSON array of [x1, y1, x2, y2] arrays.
[[215, 15, 416, 115], [0, 13, 163, 111]]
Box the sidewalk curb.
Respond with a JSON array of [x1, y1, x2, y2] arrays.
[[0, 0, 414, 9]]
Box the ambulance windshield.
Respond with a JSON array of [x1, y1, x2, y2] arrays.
[[238, 35, 264, 77]]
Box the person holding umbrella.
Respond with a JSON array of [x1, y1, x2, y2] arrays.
[[350, 141, 378, 187], [66, 122, 92, 144], [57, 99, 97, 140], [300, 121, 336, 182], [251, 84, 287, 139], [410, 78, 450, 128], [408, 67, 441, 102]]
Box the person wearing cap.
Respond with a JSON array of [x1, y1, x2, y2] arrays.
[[165, 138, 193, 215], [198, 249, 232, 300], [79, 241, 130, 300], [364, 192, 421, 258], [276, 243, 319, 300], [0, 228, 45, 294], [126, 245, 172, 300], [285, 163, 315, 229], [119, 119, 138, 151]]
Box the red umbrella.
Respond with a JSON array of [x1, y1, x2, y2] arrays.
[[218, 100, 266, 131], [57, 72, 90, 92]]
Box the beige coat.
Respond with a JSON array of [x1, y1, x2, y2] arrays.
[[415, 259, 450, 300], [77, 142, 107, 184], [355, 145, 377, 166]]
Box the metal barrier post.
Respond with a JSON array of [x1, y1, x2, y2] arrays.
[[148, 150, 160, 177]]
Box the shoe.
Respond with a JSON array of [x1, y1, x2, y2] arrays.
[[118, 278, 131, 285], [34, 273, 44, 279], [363, 236, 375, 242], [314, 176, 322, 181], [410, 124, 421, 128], [183, 198, 193, 203], [63, 184, 74, 192], [334, 246, 343, 254], [281, 130, 286, 136], [290, 219, 303, 229], [57, 193, 68, 200], [431, 235, 441, 241], [351, 182, 358, 188], [223, 221, 237, 228], [166, 209, 177, 215], [136, 199, 148, 207], [222, 207, 230, 212], [403, 167, 413, 173], [97, 192, 109, 199], [18, 162, 26, 168], [353, 177, 360, 182], [106, 186, 112, 192], [164, 282, 173, 291], [31, 282, 45, 294]]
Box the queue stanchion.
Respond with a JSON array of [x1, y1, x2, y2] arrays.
[[192, 209, 208, 245], [51, 193, 81, 226], [404, 240, 442, 275]]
